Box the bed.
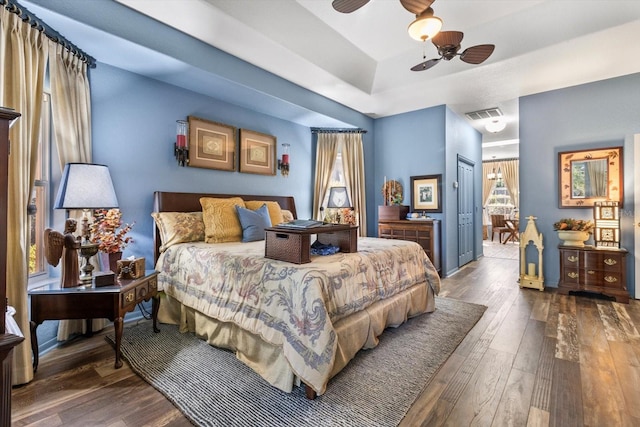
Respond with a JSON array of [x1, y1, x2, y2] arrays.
[[152, 191, 441, 398]]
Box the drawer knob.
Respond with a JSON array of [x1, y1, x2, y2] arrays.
[[587, 270, 595, 275], [604, 276, 617, 283], [604, 258, 617, 266], [125, 292, 135, 303], [568, 272, 579, 279], [567, 256, 578, 263]]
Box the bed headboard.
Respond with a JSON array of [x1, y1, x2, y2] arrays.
[[152, 191, 298, 263]]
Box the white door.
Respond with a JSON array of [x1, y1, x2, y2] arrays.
[[635, 134, 640, 299]]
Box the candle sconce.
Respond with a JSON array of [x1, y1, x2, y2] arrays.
[[174, 119, 189, 166], [277, 143, 290, 177]]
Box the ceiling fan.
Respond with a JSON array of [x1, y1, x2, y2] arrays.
[[332, 0, 495, 71], [411, 31, 495, 71]]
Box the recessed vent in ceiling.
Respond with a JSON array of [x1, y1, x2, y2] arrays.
[[465, 108, 503, 121]]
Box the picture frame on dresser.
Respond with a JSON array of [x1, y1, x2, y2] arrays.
[[239, 128, 277, 175], [188, 116, 237, 171], [410, 174, 442, 213]]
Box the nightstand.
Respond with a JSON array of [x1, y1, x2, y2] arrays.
[[29, 270, 160, 370]]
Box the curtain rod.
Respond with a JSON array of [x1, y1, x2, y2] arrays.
[[3, 0, 96, 68], [483, 157, 518, 163], [310, 127, 367, 134]]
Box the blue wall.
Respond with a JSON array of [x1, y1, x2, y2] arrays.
[[79, 63, 373, 266], [373, 105, 482, 275], [520, 73, 640, 294], [445, 107, 484, 274]]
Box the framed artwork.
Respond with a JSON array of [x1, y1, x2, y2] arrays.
[[188, 116, 236, 171], [558, 146, 623, 208], [410, 174, 442, 213], [239, 129, 276, 175]]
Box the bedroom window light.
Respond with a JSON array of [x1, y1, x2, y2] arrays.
[[28, 93, 51, 281]]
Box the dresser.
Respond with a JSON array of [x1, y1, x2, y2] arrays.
[[557, 245, 628, 303], [1, 108, 24, 425], [378, 219, 441, 275]]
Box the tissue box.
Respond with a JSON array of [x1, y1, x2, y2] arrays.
[[116, 257, 145, 280]]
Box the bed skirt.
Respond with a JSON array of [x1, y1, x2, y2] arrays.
[[157, 282, 435, 394]]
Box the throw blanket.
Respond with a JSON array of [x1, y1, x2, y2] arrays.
[[156, 237, 440, 393]]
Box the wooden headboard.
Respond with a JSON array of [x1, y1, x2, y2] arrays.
[[152, 191, 298, 263]]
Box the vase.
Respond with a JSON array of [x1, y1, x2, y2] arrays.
[[99, 251, 122, 272], [557, 230, 590, 247]]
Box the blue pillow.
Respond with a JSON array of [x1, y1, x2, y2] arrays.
[[236, 204, 272, 242]]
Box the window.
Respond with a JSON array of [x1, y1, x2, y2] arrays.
[[485, 178, 514, 216], [320, 152, 346, 207], [28, 93, 51, 280]]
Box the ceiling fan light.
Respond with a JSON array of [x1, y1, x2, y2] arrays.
[[485, 119, 506, 133], [408, 9, 442, 41]]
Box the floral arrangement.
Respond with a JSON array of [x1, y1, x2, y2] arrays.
[[553, 218, 594, 233], [90, 208, 134, 253]]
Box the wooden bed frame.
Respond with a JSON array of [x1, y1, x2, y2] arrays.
[[152, 191, 297, 264]]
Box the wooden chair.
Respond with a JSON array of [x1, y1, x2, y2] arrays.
[[490, 214, 510, 242]]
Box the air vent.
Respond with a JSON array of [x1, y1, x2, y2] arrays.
[[465, 108, 503, 121]]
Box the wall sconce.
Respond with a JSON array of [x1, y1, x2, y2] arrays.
[[593, 201, 620, 248], [278, 143, 290, 177], [174, 119, 189, 166]]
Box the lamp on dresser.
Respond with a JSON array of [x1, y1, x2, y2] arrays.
[[53, 163, 119, 284]]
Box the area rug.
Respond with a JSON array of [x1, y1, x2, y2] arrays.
[[107, 297, 486, 427]]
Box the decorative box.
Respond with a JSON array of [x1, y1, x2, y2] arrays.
[[93, 271, 115, 287], [116, 257, 145, 280], [378, 205, 410, 220]]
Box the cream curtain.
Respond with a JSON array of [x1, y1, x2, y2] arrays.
[[482, 162, 496, 227], [313, 133, 339, 220], [0, 5, 49, 385], [586, 160, 607, 197], [340, 133, 367, 237], [48, 40, 105, 340], [500, 159, 519, 208]]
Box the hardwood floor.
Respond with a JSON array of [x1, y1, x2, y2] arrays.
[[12, 253, 640, 426]]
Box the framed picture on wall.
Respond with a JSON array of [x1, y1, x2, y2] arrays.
[[188, 116, 236, 171], [239, 129, 277, 175], [410, 174, 442, 213]]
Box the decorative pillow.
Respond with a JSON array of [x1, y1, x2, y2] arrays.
[[281, 209, 294, 222], [245, 200, 284, 225], [200, 197, 246, 243], [151, 212, 205, 252], [236, 204, 272, 242]]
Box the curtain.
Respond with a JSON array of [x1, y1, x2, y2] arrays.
[[48, 40, 105, 340], [585, 159, 607, 197], [500, 159, 519, 208], [0, 5, 49, 385], [340, 133, 367, 237], [482, 162, 497, 229], [313, 133, 339, 220]]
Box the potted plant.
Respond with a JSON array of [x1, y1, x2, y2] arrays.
[[90, 208, 134, 271], [553, 218, 594, 247]]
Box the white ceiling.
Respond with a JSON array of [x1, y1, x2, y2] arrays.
[[23, 0, 640, 160]]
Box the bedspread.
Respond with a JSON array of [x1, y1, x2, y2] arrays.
[[156, 237, 440, 393]]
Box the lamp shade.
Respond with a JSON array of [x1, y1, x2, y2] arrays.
[[54, 163, 119, 209], [408, 8, 442, 41], [327, 186, 351, 208]]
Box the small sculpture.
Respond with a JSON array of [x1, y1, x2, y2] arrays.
[[44, 218, 81, 288]]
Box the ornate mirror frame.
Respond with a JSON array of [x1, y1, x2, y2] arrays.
[[558, 146, 623, 208]]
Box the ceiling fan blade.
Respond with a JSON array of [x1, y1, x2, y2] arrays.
[[460, 44, 495, 64], [399, 0, 435, 15], [431, 31, 464, 48], [332, 0, 370, 13], [410, 58, 441, 71]]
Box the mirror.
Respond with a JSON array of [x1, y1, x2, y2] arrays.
[[558, 146, 623, 208]]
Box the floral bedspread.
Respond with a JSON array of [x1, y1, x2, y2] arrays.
[[156, 237, 440, 393]]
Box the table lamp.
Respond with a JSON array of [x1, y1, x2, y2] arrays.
[[54, 163, 119, 283]]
